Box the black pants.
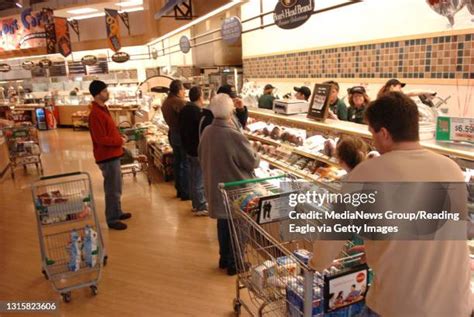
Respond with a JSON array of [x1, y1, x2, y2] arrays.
[[217, 219, 235, 269]]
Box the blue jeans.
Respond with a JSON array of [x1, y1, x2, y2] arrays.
[[169, 131, 190, 198], [217, 219, 235, 269], [98, 158, 123, 225], [188, 155, 207, 211], [358, 306, 380, 317]]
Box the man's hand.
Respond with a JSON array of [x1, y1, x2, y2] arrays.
[[121, 135, 128, 145], [233, 97, 244, 110]]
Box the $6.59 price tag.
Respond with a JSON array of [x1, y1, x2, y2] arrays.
[[436, 116, 474, 143]]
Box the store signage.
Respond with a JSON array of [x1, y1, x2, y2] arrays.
[[21, 61, 35, 70], [39, 58, 52, 68], [221, 16, 242, 45], [179, 35, 191, 54], [112, 51, 130, 63], [0, 8, 47, 51], [151, 47, 158, 59], [0, 64, 11, 72], [81, 55, 98, 66], [54, 17, 72, 57], [273, 0, 314, 30], [436, 116, 474, 144], [105, 8, 122, 52], [307, 84, 331, 121]]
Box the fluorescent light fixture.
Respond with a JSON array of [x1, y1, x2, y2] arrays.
[[115, 0, 143, 7], [148, 0, 243, 47], [67, 7, 98, 15], [118, 6, 144, 13], [15, 1, 23, 8], [67, 12, 105, 21]]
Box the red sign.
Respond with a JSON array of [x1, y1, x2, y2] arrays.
[[0, 8, 47, 51], [356, 272, 366, 283]]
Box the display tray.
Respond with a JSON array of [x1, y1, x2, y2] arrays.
[[248, 108, 474, 162]]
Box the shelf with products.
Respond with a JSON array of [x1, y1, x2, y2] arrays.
[[247, 108, 474, 163], [245, 131, 340, 168], [137, 114, 173, 182]]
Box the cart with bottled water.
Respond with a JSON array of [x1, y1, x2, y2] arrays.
[[3, 125, 43, 179], [31, 172, 107, 303], [220, 175, 368, 317], [119, 122, 151, 185]]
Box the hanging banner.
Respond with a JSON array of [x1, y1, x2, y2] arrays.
[[54, 17, 72, 57], [0, 8, 47, 51], [105, 8, 122, 52], [273, 0, 314, 30], [221, 16, 242, 45], [42, 8, 56, 54]]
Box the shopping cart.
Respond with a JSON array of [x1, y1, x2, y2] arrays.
[[119, 122, 151, 185], [220, 175, 368, 317], [3, 126, 43, 179], [31, 172, 107, 303]]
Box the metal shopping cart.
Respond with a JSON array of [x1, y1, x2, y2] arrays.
[[220, 175, 368, 317], [119, 122, 151, 185], [3, 126, 43, 179], [31, 172, 107, 303]]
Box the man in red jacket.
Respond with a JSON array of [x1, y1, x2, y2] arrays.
[[88, 80, 131, 230]]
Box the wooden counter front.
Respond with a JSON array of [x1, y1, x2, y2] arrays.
[[57, 105, 90, 126]]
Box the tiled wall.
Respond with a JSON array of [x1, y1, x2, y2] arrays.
[[243, 33, 474, 80]]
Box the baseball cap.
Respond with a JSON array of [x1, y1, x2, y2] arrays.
[[217, 84, 237, 98], [264, 84, 275, 90], [294, 86, 311, 99], [348, 86, 366, 95], [386, 78, 406, 88]]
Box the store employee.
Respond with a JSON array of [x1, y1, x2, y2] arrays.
[[294, 86, 311, 101], [324, 80, 348, 121], [258, 84, 276, 110], [347, 86, 369, 124]]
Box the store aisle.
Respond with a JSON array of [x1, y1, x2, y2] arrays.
[[0, 129, 242, 316]]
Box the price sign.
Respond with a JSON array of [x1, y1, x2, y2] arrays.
[[436, 116, 474, 144]]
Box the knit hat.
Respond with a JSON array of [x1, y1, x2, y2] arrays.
[[89, 80, 107, 97]]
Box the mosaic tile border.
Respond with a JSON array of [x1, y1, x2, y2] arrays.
[[243, 34, 474, 81]]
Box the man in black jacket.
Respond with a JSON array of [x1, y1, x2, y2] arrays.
[[199, 84, 248, 136], [179, 86, 208, 216]]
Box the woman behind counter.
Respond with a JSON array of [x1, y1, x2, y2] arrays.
[[347, 86, 370, 124]]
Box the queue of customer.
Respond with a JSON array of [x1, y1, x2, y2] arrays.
[[161, 80, 256, 276]]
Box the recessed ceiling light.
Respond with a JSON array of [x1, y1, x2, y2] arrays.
[[118, 6, 144, 13], [67, 8, 98, 15], [67, 12, 105, 21], [115, 0, 143, 7]]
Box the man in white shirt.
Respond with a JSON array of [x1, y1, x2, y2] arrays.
[[309, 92, 472, 317]]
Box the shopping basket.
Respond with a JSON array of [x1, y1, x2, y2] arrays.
[[31, 172, 107, 303], [220, 175, 368, 317]]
